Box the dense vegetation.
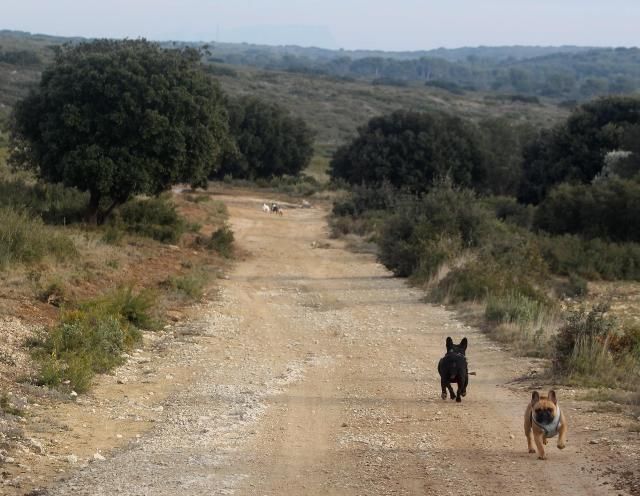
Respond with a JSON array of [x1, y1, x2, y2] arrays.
[[216, 96, 314, 179], [330, 111, 536, 197], [330, 110, 487, 192], [10, 39, 232, 223], [519, 97, 640, 204], [331, 97, 640, 388], [209, 43, 640, 100]]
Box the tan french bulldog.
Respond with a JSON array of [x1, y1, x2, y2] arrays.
[[524, 390, 568, 460]]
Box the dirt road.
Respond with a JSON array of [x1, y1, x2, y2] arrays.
[[48, 194, 630, 495]]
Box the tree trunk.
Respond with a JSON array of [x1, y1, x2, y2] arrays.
[[86, 192, 100, 225]]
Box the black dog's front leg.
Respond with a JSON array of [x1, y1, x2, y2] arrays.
[[447, 382, 455, 400], [440, 377, 448, 400]]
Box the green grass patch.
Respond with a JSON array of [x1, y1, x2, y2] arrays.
[[0, 207, 77, 269], [484, 291, 558, 356], [223, 174, 324, 197], [305, 154, 331, 183], [553, 304, 640, 389], [485, 291, 550, 326], [30, 287, 156, 393], [0, 178, 89, 224], [539, 234, 640, 281], [162, 267, 212, 301]]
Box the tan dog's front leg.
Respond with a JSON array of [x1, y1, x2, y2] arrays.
[[524, 416, 535, 454], [557, 420, 568, 450], [534, 433, 546, 460]]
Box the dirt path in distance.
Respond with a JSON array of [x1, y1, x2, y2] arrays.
[[44, 192, 634, 496]]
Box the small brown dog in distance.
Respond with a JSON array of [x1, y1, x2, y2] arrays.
[[524, 390, 568, 460]]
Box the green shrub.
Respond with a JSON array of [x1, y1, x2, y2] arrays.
[[204, 224, 234, 258], [111, 197, 186, 243], [329, 213, 386, 239], [0, 179, 89, 224], [87, 286, 157, 331], [377, 184, 494, 278], [535, 179, 640, 242], [163, 268, 210, 300], [0, 207, 76, 268], [332, 183, 398, 217], [33, 311, 133, 392], [562, 273, 588, 298], [553, 304, 615, 374], [484, 292, 557, 357], [429, 260, 503, 303], [539, 234, 640, 280], [30, 287, 153, 392], [216, 96, 314, 180], [483, 196, 535, 229], [409, 236, 463, 284], [330, 110, 488, 193], [485, 291, 549, 325]]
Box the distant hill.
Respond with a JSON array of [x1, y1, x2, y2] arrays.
[[204, 42, 640, 100], [207, 42, 596, 63], [0, 30, 568, 152], [3, 29, 638, 105]]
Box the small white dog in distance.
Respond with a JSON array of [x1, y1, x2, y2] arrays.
[[262, 203, 270, 213]]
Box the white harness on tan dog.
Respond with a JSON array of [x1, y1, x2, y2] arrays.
[[532, 406, 562, 438]]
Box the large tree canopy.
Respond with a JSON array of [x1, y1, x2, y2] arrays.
[[11, 39, 231, 222], [518, 97, 640, 204], [329, 110, 488, 193], [215, 96, 314, 179]]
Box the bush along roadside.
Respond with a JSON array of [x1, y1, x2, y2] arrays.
[[105, 196, 186, 244], [330, 181, 640, 388], [0, 206, 77, 269], [194, 223, 235, 258], [553, 303, 640, 389], [28, 287, 156, 394]]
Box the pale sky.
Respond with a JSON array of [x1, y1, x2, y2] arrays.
[[2, 0, 639, 50]]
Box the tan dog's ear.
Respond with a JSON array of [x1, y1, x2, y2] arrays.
[[548, 390, 557, 405], [531, 391, 540, 404]]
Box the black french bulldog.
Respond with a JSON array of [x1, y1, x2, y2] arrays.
[[437, 336, 469, 403]]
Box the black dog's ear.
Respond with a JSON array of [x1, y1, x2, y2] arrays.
[[531, 391, 540, 405], [460, 337, 468, 351], [446, 336, 453, 351], [548, 390, 557, 405]]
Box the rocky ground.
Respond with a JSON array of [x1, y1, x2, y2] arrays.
[[1, 192, 638, 495]]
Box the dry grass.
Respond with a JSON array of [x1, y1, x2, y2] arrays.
[[0, 187, 233, 399], [216, 66, 567, 151]]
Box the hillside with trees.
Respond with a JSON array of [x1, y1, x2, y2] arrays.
[[205, 42, 640, 101], [330, 96, 640, 395]]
